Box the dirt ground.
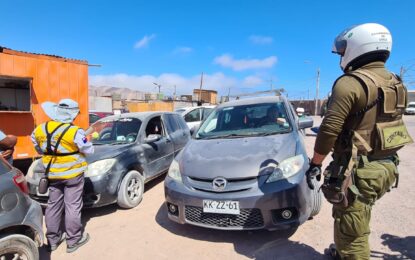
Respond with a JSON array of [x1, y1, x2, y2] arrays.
[[40, 116, 415, 260]]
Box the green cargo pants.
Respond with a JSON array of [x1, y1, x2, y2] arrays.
[[332, 156, 397, 260]]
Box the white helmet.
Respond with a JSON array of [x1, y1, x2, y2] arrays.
[[332, 23, 392, 71]]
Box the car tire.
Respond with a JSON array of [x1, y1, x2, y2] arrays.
[[117, 170, 144, 209], [0, 234, 38, 260], [310, 177, 322, 217]]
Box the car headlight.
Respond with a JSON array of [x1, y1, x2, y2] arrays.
[[85, 159, 116, 177], [168, 160, 182, 182], [266, 155, 305, 183]]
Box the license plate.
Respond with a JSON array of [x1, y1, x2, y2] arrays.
[[203, 200, 240, 215], [36, 187, 50, 197]]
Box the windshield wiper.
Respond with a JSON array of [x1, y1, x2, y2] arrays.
[[253, 130, 291, 136], [201, 133, 251, 140]]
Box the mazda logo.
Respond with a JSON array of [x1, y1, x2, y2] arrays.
[[212, 177, 227, 191]]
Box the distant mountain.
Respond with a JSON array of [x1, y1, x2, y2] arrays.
[[89, 85, 146, 100]]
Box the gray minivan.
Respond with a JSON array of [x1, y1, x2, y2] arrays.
[[164, 96, 321, 231]]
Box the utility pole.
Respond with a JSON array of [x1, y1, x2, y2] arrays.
[[315, 68, 320, 115], [198, 72, 204, 105], [153, 82, 161, 94], [173, 85, 176, 100]]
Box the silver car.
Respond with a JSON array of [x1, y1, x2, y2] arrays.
[[0, 157, 44, 259], [164, 96, 321, 231]]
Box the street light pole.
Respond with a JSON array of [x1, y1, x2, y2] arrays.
[[153, 82, 161, 93], [315, 68, 320, 115]]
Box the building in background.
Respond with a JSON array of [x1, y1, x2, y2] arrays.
[[193, 89, 217, 104]]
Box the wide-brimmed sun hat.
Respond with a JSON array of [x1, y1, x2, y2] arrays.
[[41, 98, 80, 123]]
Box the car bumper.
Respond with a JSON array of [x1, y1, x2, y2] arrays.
[[27, 174, 118, 208], [164, 175, 312, 231], [22, 199, 44, 246]]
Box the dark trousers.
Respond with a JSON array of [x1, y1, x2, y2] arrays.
[[45, 174, 84, 247]]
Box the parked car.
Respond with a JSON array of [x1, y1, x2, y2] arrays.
[[174, 106, 215, 129], [26, 112, 190, 209], [164, 96, 321, 231], [0, 157, 44, 260], [89, 111, 114, 125], [405, 102, 415, 115]]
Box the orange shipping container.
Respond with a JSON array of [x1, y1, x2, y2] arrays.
[[0, 46, 89, 161]]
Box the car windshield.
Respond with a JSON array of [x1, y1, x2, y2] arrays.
[[408, 104, 415, 108], [196, 102, 292, 139], [87, 117, 142, 145]]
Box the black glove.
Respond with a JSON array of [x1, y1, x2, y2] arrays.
[[305, 162, 322, 190]]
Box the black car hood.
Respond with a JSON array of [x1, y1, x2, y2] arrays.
[[180, 133, 298, 179], [86, 143, 133, 163]]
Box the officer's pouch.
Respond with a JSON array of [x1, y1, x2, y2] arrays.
[[38, 159, 52, 194], [321, 162, 358, 208], [38, 176, 49, 194]]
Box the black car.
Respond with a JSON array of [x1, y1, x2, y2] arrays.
[[27, 112, 190, 209], [0, 157, 44, 260]]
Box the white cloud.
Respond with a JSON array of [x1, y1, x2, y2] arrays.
[[243, 75, 264, 87], [89, 72, 264, 96], [249, 35, 273, 45], [134, 34, 156, 49], [214, 54, 277, 71], [173, 46, 193, 54]]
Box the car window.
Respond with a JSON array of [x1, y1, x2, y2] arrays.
[[89, 117, 142, 144], [175, 114, 189, 130], [146, 116, 165, 137], [89, 114, 101, 124], [165, 114, 180, 133], [184, 108, 201, 122], [196, 102, 292, 139], [202, 108, 213, 120], [0, 158, 11, 174]]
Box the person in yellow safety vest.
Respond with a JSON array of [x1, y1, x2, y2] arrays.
[[31, 98, 94, 253]]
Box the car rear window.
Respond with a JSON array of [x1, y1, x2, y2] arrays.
[[0, 158, 12, 174]]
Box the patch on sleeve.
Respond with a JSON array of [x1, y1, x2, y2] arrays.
[[82, 137, 88, 144]]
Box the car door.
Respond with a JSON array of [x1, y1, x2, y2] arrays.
[[173, 114, 190, 152], [141, 115, 174, 178]]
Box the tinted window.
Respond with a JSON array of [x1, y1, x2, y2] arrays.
[[165, 114, 179, 133], [184, 108, 201, 122], [175, 114, 189, 130], [89, 114, 101, 124], [0, 158, 12, 174]]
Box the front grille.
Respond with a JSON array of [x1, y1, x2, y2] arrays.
[[185, 206, 264, 229], [186, 176, 257, 193]]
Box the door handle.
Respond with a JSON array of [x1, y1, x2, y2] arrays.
[[166, 138, 172, 143]]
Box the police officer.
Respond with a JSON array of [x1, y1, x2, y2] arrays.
[[31, 98, 94, 253], [305, 23, 412, 259]]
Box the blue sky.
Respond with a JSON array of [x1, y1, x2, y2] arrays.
[[1, 0, 415, 98]]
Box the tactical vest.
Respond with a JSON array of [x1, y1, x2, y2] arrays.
[[34, 121, 87, 179], [342, 68, 413, 158]]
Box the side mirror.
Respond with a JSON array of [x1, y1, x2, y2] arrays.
[[144, 134, 161, 143], [298, 117, 313, 129], [190, 125, 199, 135]]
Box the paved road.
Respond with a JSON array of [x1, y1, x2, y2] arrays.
[[41, 116, 415, 260]]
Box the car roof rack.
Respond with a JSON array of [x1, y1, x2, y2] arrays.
[[223, 88, 285, 101]]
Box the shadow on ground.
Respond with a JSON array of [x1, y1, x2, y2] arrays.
[[155, 204, 328, 259], [371, 234, 415, 259], [39, 173, 167, 260]]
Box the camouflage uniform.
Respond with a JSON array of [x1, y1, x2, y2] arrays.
[[315, 61, 412, 259]]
